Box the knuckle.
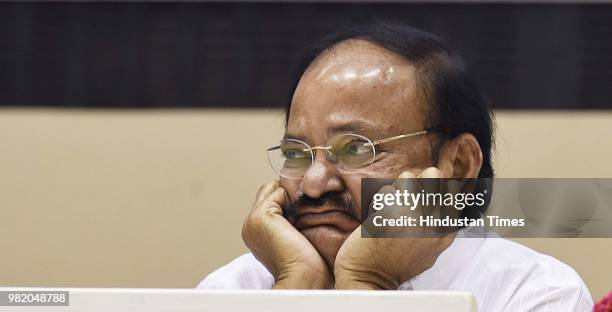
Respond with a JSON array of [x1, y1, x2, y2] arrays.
[[398, 170, 416, 179], [378, 185, 396, 194], [422, 167, 442, 177]]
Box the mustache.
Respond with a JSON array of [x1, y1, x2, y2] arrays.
[[283, 191, 359, 222]]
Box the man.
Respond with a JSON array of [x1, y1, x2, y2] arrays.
[[198, 23, 593, 311]]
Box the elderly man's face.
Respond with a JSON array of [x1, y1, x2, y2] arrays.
[[281, 39, 436, 268]]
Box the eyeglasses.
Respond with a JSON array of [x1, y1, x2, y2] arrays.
[[267, 126, 439, 179]]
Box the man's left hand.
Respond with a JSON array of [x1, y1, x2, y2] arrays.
[[333, 167, 456, 290]]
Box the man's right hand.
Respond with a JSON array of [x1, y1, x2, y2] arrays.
[[241, 180, 333, 289]]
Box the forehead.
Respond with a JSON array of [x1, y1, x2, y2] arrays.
[[287, 39, 426, 140]]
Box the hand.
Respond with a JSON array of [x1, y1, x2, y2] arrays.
[[242, 180, 333, 289], [333, 167, 456, 290]]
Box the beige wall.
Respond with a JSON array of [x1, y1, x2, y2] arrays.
[[0, 109, 610, 299]]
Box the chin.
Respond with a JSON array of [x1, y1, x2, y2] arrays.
[[300, 226, 351, 271]]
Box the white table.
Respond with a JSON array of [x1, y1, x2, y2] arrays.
[[0, 288, 478, 312]]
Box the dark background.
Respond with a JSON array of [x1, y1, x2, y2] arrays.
[[1, 2, 611, 109]]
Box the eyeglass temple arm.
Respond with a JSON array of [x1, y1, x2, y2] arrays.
[[279, 126, 441, 151], [368, 126, 440, 146]]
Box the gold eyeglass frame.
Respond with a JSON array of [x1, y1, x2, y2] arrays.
[[267, 126, 440, 178]]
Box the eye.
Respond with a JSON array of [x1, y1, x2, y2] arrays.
[[344, 140, 371, 155], [280, 147, 311, 169], [283, 149, 308, 159]]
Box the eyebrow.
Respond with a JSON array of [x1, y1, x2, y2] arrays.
[[332, 120, 382, 134], [283, 120, 388, 142]]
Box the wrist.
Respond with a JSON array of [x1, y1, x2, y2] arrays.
[[274, 265, 332, 289], [334, 266, 399, 290]]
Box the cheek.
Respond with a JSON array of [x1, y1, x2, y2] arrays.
[[356, 156, 409, 179], [342, 175, 363, 218], [280, 177, 301, 201], [381, 155, 415, 175], [369, 150, 431, 177]]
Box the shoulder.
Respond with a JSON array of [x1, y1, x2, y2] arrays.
[[196, 253, 274, 289], [478, 236, 586, 284], [477, 236, 593, 311]]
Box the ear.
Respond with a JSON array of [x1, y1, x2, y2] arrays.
[[436, 133, 483, 179]]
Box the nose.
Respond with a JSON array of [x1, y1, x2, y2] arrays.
[[300, 149, 344, 198]]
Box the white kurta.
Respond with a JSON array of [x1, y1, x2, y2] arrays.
[[197, 227, 593, 312]]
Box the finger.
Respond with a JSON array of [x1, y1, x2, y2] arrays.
[[393, 170, 422, 214], [369, 182, 417, 237], [419, 168, 459, 234], [419, 167, 444, 179], [419, 167, 444, 199], [255, 180, 279, 205], [378, 184, 397, 195], [265, 186, 290, 215], [432, 170, 467, 223], [365, 184, 396, 231], [393, 170, 418, 191], [447, 179, 463, 195], [398, 170, 417, 179], [368, 184, 396, 215]]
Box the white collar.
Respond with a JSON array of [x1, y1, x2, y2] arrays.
[[399, 226, 486, 290]]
